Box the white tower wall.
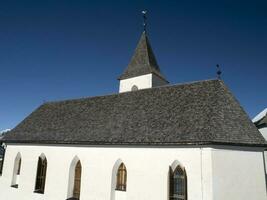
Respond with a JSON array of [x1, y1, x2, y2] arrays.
[[119, 73, 167, 93]]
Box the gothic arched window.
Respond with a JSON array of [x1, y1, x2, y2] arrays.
[[116, 163, 127, 191], [0, 145, 6, 175], [169, 165, 187, 200], [72, 160, 82, 199], [11, 153, 21, 188], [67, 157, 82, 200], [34, 155, 47, 194], [131, 85, 138, 91]]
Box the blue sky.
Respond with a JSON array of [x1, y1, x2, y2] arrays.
[[0, 0, 266, 131]]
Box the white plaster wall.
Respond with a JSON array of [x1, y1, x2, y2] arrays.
[[0, 145, 207, 200], [0, 145, 266, 200], [119, 74, 153, 93], [119, 73, 167, 93], [200, 148, 213, 200], [211, 148, 267, 200]]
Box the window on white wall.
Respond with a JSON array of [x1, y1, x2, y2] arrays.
[[131, 85, 138, 91], [169, 165, 187, 200], [34, 155, 47, 194], [67, 157, 82, 200], [11, 153, 21, 188], [0, 145, 6, 176], [73, 161, 82, 199], [116, 163, 127, 191]]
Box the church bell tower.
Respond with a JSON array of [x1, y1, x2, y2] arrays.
[[118, 11, 169, 93]]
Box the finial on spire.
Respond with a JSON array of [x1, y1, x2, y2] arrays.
[[142, 10, 147, 33], [216, 64, 222, 79]]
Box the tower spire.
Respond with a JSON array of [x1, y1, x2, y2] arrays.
[[118, 32, 168, 82], [118, 11, 168, 93], [142, 10, 147, 33]]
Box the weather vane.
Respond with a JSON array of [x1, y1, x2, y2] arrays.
[[142, 10, 147, 33], [216, 64, 222, 79]]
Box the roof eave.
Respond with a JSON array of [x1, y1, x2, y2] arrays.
[[4, 140, 267, 148]]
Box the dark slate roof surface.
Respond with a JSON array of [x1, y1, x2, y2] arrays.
[[118, 32, 168, 82], [3, 80, 266, 146]]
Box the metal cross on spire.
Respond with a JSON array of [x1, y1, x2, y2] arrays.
[[216, 64, 222, 79], [142, 10, 148, 33]]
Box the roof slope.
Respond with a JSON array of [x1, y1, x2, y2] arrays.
[[118, 32, 168, 81], [3, 80, 266, 146]]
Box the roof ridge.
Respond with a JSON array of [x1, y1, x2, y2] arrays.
[[43, 79, 220, 105]]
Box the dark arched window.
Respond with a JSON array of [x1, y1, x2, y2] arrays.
[[11, 153, 22, 188], [116, 163, 127, 191], [17, 158, 21, 175], [72, 160, 82, 199], [0, 145, 6, 175], [169, 165, 187, 200], [131, 85, 138, 91], [34, 155, 47, 194]]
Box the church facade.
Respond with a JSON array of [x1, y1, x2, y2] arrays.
[[0, 31, 266, 200]]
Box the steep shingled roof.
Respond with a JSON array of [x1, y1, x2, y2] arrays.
[[118, 32, 168, 82], [3, 80, 266, 146]]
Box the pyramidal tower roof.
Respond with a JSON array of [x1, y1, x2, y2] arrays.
[[118, 31, 168, 82]]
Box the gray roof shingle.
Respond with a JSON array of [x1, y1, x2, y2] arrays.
[[118, 32, 168, 82], [3, 79, 266, 146]]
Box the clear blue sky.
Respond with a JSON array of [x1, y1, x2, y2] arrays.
[[0, 0, 266, 131]]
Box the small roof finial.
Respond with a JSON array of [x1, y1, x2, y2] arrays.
[[216, 64, 222, 79], [142, 10, 147, 33]]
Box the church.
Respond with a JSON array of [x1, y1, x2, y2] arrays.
[[0, 26, 267, 200]]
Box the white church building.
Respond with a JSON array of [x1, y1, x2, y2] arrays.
[[0, 30, 267, 200]]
